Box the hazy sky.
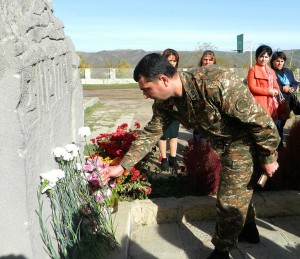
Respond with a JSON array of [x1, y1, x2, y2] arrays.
[[51, 0, 300, 53]]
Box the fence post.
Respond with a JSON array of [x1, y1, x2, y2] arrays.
[[109, 68, 116, 79], [85, 68, 91, 79]]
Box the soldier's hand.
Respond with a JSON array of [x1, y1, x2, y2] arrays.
[[101, 165, 125, 185], [261, 161, 279, 177]]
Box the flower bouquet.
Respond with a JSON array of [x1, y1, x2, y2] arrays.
[[90, 122, 152, 201], [37, 127, 118, 259]]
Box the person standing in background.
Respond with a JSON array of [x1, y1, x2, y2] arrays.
[[247, 45, 280, 120], [271, 51, 299, 147], [158, 49, 180, 170], [193, 50, 217, 140], [198, 50, 217, 67]]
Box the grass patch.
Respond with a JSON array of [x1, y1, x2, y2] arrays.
[[84, 102, 104, 116], [84, 102, 105, 131], [83, 83, 138, 89]]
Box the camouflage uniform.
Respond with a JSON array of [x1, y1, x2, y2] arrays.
[[121, 65, 280, 252]]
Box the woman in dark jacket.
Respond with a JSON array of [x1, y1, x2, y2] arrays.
[[271, 51, 299, 147]]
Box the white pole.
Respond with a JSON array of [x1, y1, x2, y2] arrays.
[[243, 38, 253, 68], [290, 51, 293, 67], [250, 41, 252, 67]]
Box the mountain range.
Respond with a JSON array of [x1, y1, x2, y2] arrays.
[[78, 49, 300, 69]]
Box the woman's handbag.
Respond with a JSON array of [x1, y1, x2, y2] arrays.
[[277, 91, 291, 120], [289, 93, 300, 115]]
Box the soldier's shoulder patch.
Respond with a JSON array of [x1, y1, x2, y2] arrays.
[[235, 97, 252, 113]]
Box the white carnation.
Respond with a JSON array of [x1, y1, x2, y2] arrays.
[[53, 147, 67, 158], [65, 144, 80, 158], [78, 126, 91, 137], [75, 163, 82, 170], [40, 169, 65, 193]]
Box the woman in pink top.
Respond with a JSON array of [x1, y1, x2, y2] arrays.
[[247, 45, 279, 119]]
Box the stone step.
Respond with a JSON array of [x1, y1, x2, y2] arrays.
[[109, 190, 300, 258]]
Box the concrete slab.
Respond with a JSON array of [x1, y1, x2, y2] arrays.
[[110, 202, 131, 259], [130, 223, 187, 259], [107, 191, 300, 259], [230, 216, 300, 259], [128, 216, 300, 259]]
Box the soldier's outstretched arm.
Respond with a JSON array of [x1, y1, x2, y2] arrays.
[[120, 103, 166, 170]]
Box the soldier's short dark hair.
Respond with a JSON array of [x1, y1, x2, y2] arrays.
[[133, 53, 177, 82], [255, 44, 273, 60]]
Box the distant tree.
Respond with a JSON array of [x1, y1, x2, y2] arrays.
[[290, 65, 298, 73], [117, 59, 131, 68], [101, 59, 115, 68], [242, 62, 251, 70], [116, 59, 132, 78], [194, 42, 218, 60], [78, 53, 91, 68], [215, 56, 231, 68], [177, 52, 198, 68]]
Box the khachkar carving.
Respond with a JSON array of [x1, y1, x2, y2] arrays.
[[0, 0, 79, 132], [18, 54, 73, 131]]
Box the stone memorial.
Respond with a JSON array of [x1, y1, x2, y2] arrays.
[[0, 0, 83, 257]]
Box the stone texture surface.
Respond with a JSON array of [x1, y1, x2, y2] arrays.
[[0, 1, 83, 258], [129, 191, 300, 225]]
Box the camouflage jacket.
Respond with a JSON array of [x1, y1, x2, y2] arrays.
[[120, 65, 280, 170]]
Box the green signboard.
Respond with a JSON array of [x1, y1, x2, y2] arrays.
[[237, 34, 244, 53]]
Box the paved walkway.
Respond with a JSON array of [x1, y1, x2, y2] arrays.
[[128, 215, 300, 259], [83, 90, 300, 259], [110, 192, 300, 259]]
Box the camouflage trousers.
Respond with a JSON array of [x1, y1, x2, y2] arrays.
[[211, 138, 258, 252]]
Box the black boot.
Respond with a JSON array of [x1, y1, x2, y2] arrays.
[[238, 222, 260, 244], [168, 156, 180, 170], [207, 249, 230, 259], [160, 158, 169, 171]]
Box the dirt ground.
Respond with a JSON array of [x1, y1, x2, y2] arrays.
[[83, 88, 193, 171]]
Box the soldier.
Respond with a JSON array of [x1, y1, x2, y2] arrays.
[[101, 53, 280, 259]]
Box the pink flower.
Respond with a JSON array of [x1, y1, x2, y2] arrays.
[[106, 188, 112, 197], [109, 181, 116, 188], [86, 171, 101, 187], [94, 190, 105, 203], [83, 164, 94, 172], [84, 157, 109, 173]]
